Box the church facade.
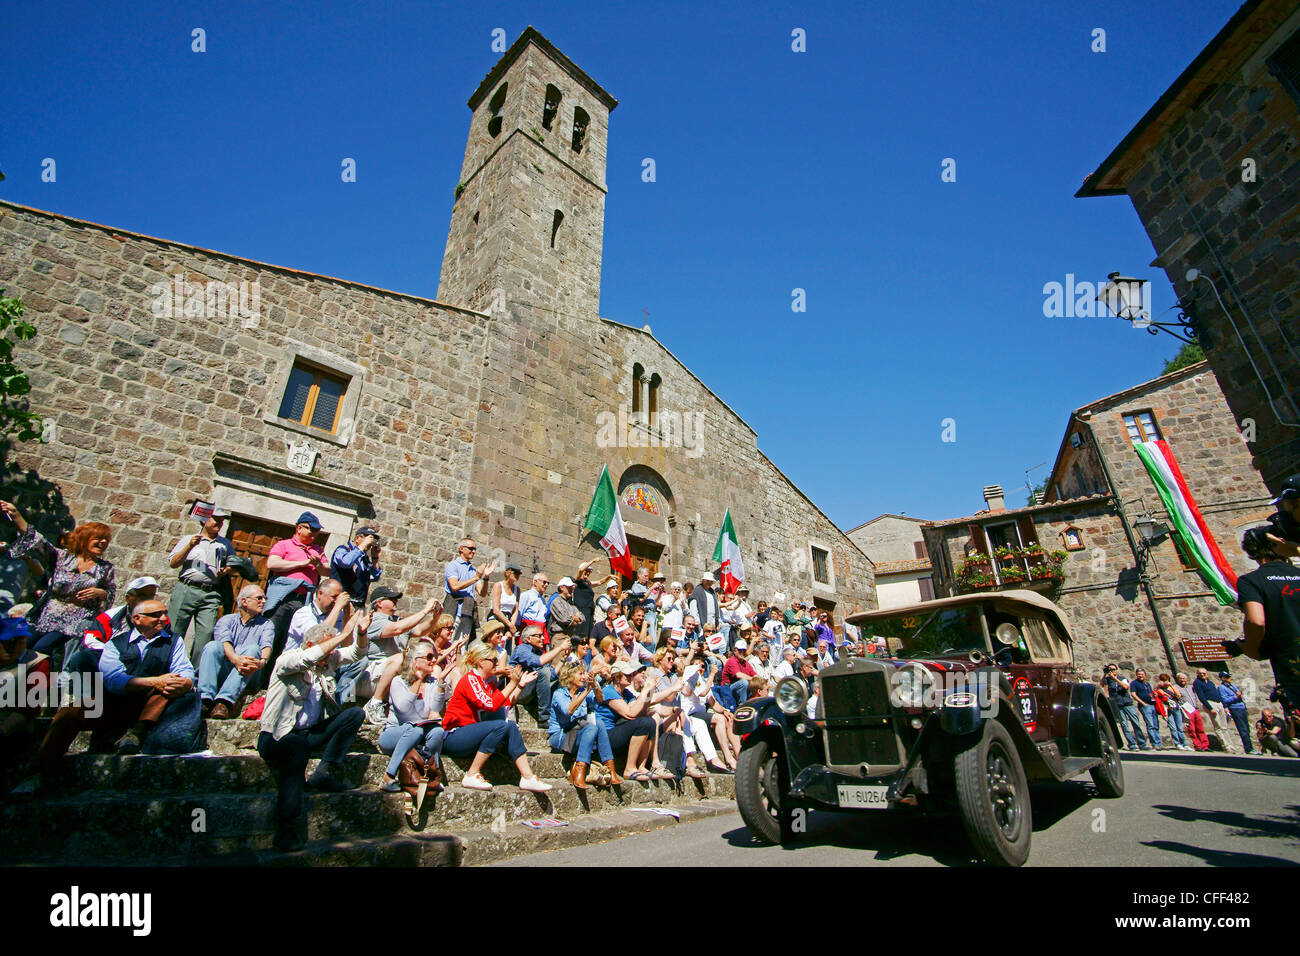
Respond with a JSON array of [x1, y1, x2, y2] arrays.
[[1, 28, 875, 617]]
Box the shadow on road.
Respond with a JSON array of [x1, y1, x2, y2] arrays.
[[1152, 803, 1300, 843], [1143, 840, 1300, 866], [720, 781, 1097, 865]]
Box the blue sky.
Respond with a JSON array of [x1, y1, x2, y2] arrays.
[[2, 0, 1241, 533]]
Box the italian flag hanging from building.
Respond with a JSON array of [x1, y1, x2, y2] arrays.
[[1133, 439, 1238, 605], [712, 508, 745, 594], [583, 465, 636, 579]]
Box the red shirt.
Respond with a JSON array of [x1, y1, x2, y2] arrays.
[[722, 656, 756, 686], [443, 671, 509, 731]]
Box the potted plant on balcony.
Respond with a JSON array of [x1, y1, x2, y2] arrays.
[[992, 546, 1014, 560], [1021, 542, 1045, 557], [1000, 565, 1027, 584], [963, 550, 990, 567]]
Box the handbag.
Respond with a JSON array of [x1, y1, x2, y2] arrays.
[[398, 749, 441, 812]]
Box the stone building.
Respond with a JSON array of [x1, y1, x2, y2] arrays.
[[847, 514, 934, 608], [923, 362, 1274, 694], [1077, 0, 1300, 492], [0, 28, 874, 617]]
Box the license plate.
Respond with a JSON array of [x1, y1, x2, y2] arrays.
[[837, 785, 890, 808]]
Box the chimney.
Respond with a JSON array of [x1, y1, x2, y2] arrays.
[[982, 484, 1006, 513]]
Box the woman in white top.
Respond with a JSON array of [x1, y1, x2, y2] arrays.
[[679, 663, 731, 774], [490, 566, 521, 645], [377, 639, 457, 793]]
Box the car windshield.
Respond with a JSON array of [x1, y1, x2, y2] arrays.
[[858, 605, 987, 660]]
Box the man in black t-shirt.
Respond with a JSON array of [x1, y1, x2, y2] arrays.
[[1233, 527, 1300, 708], [1255, 707, 1299, 757]]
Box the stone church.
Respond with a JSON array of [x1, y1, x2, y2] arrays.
[[0, 28, 875, 618]]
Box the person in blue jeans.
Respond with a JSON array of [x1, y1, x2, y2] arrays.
[[1128, 668, 1163, 748], [1103, 664, 1150, 750], [441, 644, 551, 792], [377, 640, 446, 794], [1216, 673, 1259, 754], [549, 661, 618, 789], [508, 625, 568, 720], [197, 585, 273, 719]]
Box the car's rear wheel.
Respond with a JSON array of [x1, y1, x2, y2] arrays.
[[736, 742, 789, 845], [954, 720, 1031, 866], [1090, 714, 1125, 798]]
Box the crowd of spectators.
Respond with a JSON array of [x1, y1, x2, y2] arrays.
[[7, 496, 1297, 853]]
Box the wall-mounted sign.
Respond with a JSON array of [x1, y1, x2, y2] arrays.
[[1180, 638, 1232, 664]]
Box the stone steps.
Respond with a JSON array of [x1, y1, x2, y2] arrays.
[[14, 714, 738, 866]]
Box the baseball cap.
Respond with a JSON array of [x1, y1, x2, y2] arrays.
[[1269, 476, 1300, 505], [612, 660, 646, 676], [354, 526, 381, 543], [735, 639, 748, 651], [125, 576, 158, 594], [557, 577, 576, 588], [0, 616, 31, 643], [211, 507, 231, 519], [370, 586, 404, 604], [505, 562, 523, 574], [296, 512, 323, 530]]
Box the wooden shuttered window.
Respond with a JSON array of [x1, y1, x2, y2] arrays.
[[1269, 28, 1300, 109], [278, 362, 348, 434]]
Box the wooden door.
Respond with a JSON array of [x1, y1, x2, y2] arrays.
[[227, 515, 297, 595], [621, 537, 663, 589]]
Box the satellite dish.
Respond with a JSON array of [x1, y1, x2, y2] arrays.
[[994, 623, 1021, 646]]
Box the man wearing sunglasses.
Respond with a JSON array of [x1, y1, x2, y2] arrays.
[[443, 537, 496, 642], [36, 598, 196, 784], [197, 585, 273, 719]]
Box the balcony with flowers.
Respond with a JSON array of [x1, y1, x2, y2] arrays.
[[955, 545, 1068, 594]]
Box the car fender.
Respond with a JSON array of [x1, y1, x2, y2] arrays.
[[951, 667, 1049, 775], [1066, 683, 1115, 759]]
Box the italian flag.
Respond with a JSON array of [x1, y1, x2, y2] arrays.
[[712, 508, 745, 594], [1133, 439, 1238, 605], [582, 465, 636, 579]]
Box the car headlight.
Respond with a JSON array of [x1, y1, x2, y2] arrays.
[[893, 666, 935, 708], [776, 676, 809, 715]]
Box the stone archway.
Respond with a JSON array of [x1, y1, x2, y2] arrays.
[[617, 465, 675, 583]]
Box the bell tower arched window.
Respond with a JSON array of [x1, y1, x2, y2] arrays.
[[631, 364, 645, 418], [543, 84, 562, 131], [648, 372, 661, 426], [572, 107, 589, 152], [487, 83, 507, 138]]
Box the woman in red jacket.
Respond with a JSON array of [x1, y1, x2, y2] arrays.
[[442, 643, 552, 792]]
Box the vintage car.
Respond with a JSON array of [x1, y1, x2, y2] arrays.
[[733, 590, 1123, 866]]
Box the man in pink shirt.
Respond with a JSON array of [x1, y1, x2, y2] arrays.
[[264, 512, 331, 682]]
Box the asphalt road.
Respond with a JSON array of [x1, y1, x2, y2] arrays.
[[489, 751, 1300, 866]]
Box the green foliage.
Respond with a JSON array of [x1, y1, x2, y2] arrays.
[[453, 182, 466, 200], [0, 290, 43, 443], [1026, 482, 1045, 506], [1161, 340, 1205, 375]]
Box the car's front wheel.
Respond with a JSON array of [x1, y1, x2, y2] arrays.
[[736, 742, 790, 845], [953, 720, 1032, 866], [1090, 713, 1125, 798]]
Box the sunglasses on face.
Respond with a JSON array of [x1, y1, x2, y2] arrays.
[[137, 610, 166, 619]]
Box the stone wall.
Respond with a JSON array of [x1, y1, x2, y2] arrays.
[[848, 514, 928, 563], [0, 200, 488, 603], [1111, 5, 1300, 489]]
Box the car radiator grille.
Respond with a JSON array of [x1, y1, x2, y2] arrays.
[[820, 669, 901, 770]]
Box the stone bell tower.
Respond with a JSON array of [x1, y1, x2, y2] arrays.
[[437, 27, 617, 322]]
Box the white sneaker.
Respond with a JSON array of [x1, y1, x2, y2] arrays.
[[363, 697, 387, 727], [462, 772, 493, 791], [519, 775, 553, 793]]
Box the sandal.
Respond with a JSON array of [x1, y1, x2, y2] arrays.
[[685, 766, 707, 779], [628, 770, 652, 782], [651, 767, 675, 780]]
